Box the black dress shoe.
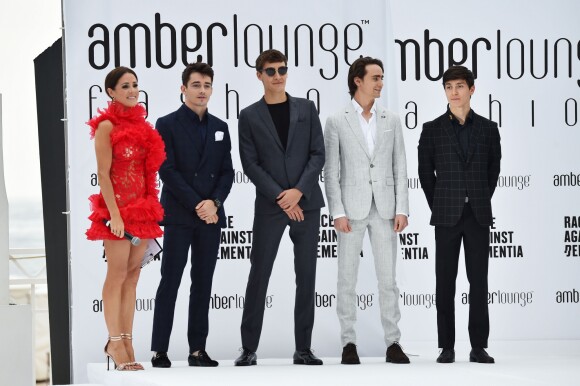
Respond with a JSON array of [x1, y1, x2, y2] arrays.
[[293, 348, 323, 365], [234, 348, 257, 366], [341, 343, 360, 365], [436, 348, 455, 363], [151, 352, 172, 368], [188, 350, 219, 367], [470, 348, 495, 363], [386, 342, 410, 364]]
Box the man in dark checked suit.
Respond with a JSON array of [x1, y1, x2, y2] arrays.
[[418, 66, 501, 364]]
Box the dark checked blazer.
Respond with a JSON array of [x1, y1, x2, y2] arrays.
[[418, 110, 501, 227]]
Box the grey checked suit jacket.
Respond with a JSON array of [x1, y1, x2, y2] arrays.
[[324, 103, 409, 221]]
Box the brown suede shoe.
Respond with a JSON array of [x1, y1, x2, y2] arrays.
[[386, 342, 410, 364], [341, 343, 360, 365]]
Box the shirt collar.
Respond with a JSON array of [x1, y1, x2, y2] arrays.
[[447, 107, 473, 125], [184, 105, 208, 124], [351, 98, 377, 117]]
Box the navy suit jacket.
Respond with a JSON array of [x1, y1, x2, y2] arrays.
[[156, 104, 234, 227], [418, 110, 501, 227], [238, 95, 325, 214]]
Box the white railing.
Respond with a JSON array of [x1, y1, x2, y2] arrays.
[[9, 248, 47, 307], [9, 248, 49, 382]]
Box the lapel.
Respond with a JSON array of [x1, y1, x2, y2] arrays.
[[441, 112, 464, 161], [286, 95, 299, 152], [256, 97, 285, 152], [370, 106, 388, 162], [466, 112, 483, 164], [344, 103, 371, 159], [176, 104, 203, 156], [199, 113, 216, 166]]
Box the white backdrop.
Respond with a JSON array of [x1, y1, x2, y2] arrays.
[[63, 0, 580, 382]]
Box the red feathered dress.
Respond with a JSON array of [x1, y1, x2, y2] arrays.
[[86, 102, 166, 240]]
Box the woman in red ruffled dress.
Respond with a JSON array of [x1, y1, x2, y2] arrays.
[[86, 67, 165, 371]]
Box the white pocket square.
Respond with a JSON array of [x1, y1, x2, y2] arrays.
[[215, 131, 224, 141]]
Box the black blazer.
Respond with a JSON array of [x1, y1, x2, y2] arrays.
[[418, 110, 501, 227], [156, 104, 234, 227], [238, 95, 325, 214]]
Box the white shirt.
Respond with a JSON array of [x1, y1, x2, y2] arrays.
[[351, 98, 377, 155]]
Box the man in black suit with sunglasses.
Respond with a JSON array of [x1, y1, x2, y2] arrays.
[[234, 49, 325, 366]]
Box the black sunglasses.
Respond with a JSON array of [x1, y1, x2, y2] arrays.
[[261, 66, 288, 76]]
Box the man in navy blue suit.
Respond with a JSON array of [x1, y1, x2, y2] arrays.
[[151, 62, 234, 368]]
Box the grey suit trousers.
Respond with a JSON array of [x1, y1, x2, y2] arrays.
[[336, 200, 401, 347]]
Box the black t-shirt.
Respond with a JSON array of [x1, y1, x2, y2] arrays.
[[267, 100, 290, 150]]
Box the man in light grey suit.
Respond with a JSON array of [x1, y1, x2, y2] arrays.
[[235, 49, 325, 366], [324, 56, 410, 364]]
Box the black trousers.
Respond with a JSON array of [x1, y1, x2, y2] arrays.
[[240, 209, 320, 352], [435, 203, 489, 349], [151, 222, 221, 353]]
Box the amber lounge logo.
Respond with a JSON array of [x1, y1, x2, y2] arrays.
[[553, 172, 580, 187], [400, 291, 436, 309], [209, 293, 273, 310], [92, 298, 155, 312], [556, 288, 579, 304], [315, 291, 375, 310], [460, 290, 533, 307]]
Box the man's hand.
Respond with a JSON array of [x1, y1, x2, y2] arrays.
[[276, 188, 303, 210], [334, 216, 352, 233], [285, 204, 304, 222], [393, 214, 408, 232], [204, 213, 219, 224], [195, 200, 218, 220]]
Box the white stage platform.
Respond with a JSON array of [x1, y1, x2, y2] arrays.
[[87, 340, 579, 386]]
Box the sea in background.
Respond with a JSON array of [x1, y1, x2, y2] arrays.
[[8, 197, 46, 279], [9, 197, 45, 249]]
